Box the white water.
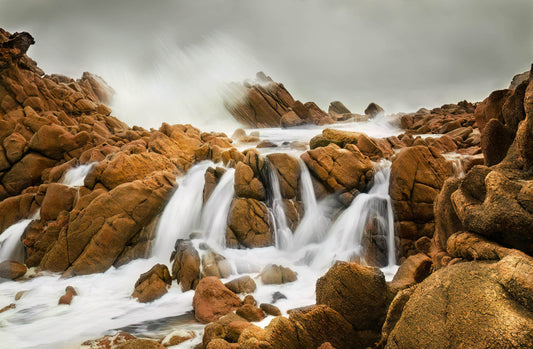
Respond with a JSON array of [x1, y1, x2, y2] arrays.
[[151, 161, 214, 262], [61, 163, 97, 187], [200, 168, 236, 250], [268, 167, 293, 250], [0, 211, 41, 264]]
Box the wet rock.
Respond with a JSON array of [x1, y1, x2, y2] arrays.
[[260, 303, 281, 316], [316, 261, 389, 331], [260, 264, 297, 284], [266, 152, 300, 199], [364, 102, 384, 117], [280, 110, 304, 128], [2, 153, 57, 195], [58, 285, 78, 305], [226, 198, 272, 248], [234, 162, 265, 201], [0, 303, 15, 314], [132, 264, 171, 303], [236, 304, 265, 322], [384, 256, 533, 349], [301, 143, 373, 195], [115, 339, 165, 349], [328, 100, 351, 115], [242, 295, 257, 306], [171, 239, 200, 292], [202, 312, 248, 346], [193, 276, 241, 323], [203, 166, 227, 204], [224, 275, 256, 294], [271, 291, 287, 303], [0, 260, 27, 279], [40, 183, 77, 221]]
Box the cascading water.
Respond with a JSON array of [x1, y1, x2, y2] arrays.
[[268, 166, 293, 250], [151, 161, 214, 261], [61, 163, 97, 187], [200, 168, 236, 249], [0, 211, 41, 264]]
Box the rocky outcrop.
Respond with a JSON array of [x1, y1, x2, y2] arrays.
[[364, 102, 384, 118], [384, 255, 533, 349], [193, 276, 242, 323], [171, 239, 200, 292], [389, 146, 453, 257], [225, 72, 333, 127]]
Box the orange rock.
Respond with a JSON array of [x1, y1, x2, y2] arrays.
[[193, 276, 241, 323]]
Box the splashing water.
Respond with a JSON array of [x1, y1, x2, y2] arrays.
[[268, 166, 293, 250], [61, 163, 97, 187], [151, 161, 214, 261], [200, 168, 236, 250], [0, 211, 41, 264]]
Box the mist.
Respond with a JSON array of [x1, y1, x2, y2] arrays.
[[1, 0, 531, 130]]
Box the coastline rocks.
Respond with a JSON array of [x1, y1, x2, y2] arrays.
[[193, 276, 241, 323], [58, 285, 77, 305], [81, 332, 137, 349], [364, 102, 384, 118], [201, 251, 232, 279], [225, 276, 256, 294], [171, 239, 200, 292], [0, 260, 27, 279], [132, 264, 171, 303], [384, 256, 533, 349], [226, 198, 273, 248]]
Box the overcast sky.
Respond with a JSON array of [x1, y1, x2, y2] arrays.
[[1, 0, 532, 129]]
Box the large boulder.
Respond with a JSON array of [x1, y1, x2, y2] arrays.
[[301, 143, 373, 196], [0, 260, 26, 279], [226, 198, 273, 248], [316, 261, 389, 331], [384, 255, 533, 349], [193, 276, 242, 323], [390, 146, 453, 257]]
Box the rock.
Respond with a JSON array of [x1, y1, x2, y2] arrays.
[[226, 198, 272, 248], [236, 304, 265, 322], [260, 264, 297, 284], [0, 303, 15, 314], [203, 167, 227, 203], [171, 239, 200, 292], [201, 251, 232, 279], [161, 330, 196, 347], [40, 183, 77, 221], [509, 70, 530, 90], [0, 260, 26, 279], [271, 291, 287, 303], [364, 102, 384, 117], [193, 276, 241, 323], [481, 118, 514, 166], [233, 162, 265, 200], [260, 303, 281, 316], [256, 140, 277, 148], [280, 110, 304, 128], [58, 285, 77, 305], [242, 295, 257, 306], [132, 264, 171, 303], [81, 332, 137, 349], [316, 261, 389, 331], [389, 146, 453, 257], [388, 253, 432, 292], [224, 275, 256, 294], [328, 101, 351, 115], [301, 143, 373, 195], [446, 231, 514, 261], [3, 132, 27, 164], [202, 312, 248, 346], [2, 153, 57, 195], [384, 255, 533, 349], [266, 152, 300, 199]]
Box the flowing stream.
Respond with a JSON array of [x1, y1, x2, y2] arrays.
[[0, 125, 400, 349]]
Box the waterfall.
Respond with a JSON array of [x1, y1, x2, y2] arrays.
[[0, 211, 41, 263], [268, 166, 293, 250], [200, 168, 235, 249], [290, 159, 334, 249], [309, 160, 396, 268], [151, 161, 214, 261], [61, 163, 96, 187]]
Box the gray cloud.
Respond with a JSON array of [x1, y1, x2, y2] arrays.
[[1, 0, 532, 127]]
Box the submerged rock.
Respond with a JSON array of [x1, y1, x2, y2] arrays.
[[132, 264, 171, 303], [171, 239, 200, 292], [58, 285, 77, 305], [260, 264, 297, 284]]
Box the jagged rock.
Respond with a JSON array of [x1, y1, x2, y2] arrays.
[[40, 183, 77, 221], [384, 255, 533, 349], [81, 331, 137, 349], [280, 110, 304, 128], [171, 239, 200, 292], [509, 71, 530, 90], [0, 260, 26, 279], [234, 162, 265, 200], [226, 198, 272, 248], [328, 101, 351, 115], [260, 264, 297, 284], [161, 330, 196, 347], [225, 275, 257, 294], [58, 285, 77, 305], [202, 313, 248, 346], [236, 304, 265, 322], [193, 276, 241, 323], [316, 261, 389, 331], [132, 264, 171, 303]]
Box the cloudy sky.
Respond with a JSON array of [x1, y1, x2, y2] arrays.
[[1, 0, 532, 129]]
